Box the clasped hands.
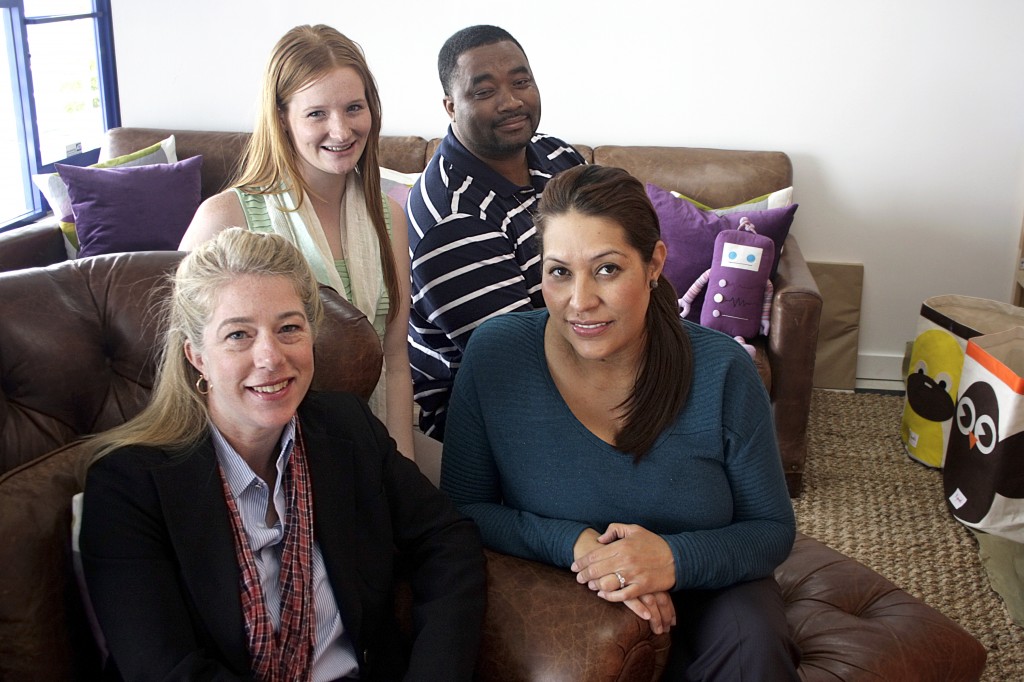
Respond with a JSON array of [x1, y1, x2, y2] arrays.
[[571, 524, 677, 635]]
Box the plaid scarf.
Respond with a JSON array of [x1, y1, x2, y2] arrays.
[[218, 424, 316, 681]]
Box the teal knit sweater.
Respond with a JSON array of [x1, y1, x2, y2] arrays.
[[440, 309, 795, 591]]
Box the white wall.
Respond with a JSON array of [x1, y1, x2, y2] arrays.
[[112, 0, 1024, 386]]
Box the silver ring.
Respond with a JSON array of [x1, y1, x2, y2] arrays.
[[615, 571, 626, 589]]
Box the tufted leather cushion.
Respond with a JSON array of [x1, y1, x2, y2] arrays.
[[777, 533, 986, 680], [0, 252, 173, 473]]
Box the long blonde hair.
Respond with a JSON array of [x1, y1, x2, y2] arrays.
[[233, 24, 399, 322], [90, 228, 324, 459]]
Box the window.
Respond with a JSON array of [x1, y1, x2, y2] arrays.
[[0, 0, 118, 231]]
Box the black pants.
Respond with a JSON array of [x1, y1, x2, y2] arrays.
[[662, 576, 800, 681]]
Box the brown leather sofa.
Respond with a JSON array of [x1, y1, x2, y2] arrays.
[[0, 252, 987, 680], [2, 126, 821, 495], [0, 129, 989, 680]]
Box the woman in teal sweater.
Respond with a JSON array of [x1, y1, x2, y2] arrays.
[[440, 165, 799, 680]]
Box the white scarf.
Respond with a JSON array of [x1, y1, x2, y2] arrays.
[[263, 173, 388, 416], [264, 172, 384, 330]]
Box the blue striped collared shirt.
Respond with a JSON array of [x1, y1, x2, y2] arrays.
[[406, 129, 585, 440], [212, 419, 359, 680]]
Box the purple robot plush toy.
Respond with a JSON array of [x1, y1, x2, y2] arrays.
[[679, 217, 775, 358]]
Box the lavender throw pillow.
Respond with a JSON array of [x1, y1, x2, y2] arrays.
[[646, 182, 797, 321], [56, 155, 203, 258], [380, 167, 419, 208]]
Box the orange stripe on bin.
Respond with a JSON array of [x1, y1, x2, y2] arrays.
[[967, 342, 1024, 394]]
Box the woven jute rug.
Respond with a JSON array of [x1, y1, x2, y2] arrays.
[[793, 389, 1024, 680]]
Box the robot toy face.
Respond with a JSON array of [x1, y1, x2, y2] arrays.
[[719, 242, 764, 272]]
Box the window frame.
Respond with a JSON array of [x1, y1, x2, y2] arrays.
[[0, 0, 119, 233]]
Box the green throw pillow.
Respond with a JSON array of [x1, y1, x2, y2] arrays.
[[670, 186, 793, 214]]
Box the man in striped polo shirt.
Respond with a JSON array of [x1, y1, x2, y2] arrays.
[[406, 25, 585, 441]]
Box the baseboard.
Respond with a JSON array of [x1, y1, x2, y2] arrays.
[[855, 351, 906, 393], [855, 377, 906, 393]]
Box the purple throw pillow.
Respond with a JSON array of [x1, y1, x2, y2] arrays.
[[57, 155, 203, 258], [646, 182, 797, 321]]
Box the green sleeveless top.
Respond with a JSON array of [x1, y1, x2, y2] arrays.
[[233, 188, 392, 340]]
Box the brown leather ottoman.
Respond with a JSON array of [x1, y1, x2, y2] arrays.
[[779, 533, 986, 680]]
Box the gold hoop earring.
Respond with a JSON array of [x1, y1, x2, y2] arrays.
[[195, 375, 209, 395]]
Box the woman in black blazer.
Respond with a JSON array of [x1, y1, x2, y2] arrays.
[[81, 228, 485, 681]]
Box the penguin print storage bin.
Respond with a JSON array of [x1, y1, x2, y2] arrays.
[[901, 295, 1024, 467], [943, 327, 1024, 541]]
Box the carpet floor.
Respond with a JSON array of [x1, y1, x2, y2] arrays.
[[794, 389, 1024, 680]]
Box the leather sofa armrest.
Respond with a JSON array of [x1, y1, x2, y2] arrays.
[[769, 235, 823, 366], [772, 235, 821, 301], [477, 550, 670, 681], [0, 221, 69, 273], [767, 235, 823, 484], [0, 442, 96, 680]]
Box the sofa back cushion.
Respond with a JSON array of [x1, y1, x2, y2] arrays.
[[103, 130, 791, 215], [592, 145, 792, 210], [0, 252, 174, 474], [104, 127, 435, 202], [105, 128, 250, 202]]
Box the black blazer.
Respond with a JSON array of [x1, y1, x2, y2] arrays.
[[81, 391, 486, 681]]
